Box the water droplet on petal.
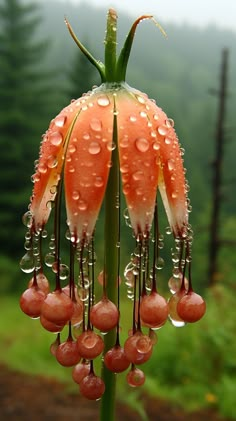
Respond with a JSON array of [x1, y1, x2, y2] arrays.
[[167, 159, 175, 171], [88, 141, 101, 155], [158, 125, 168, 136], [50, 131, 63, 146], [123, 184, 131, 195], [132, 170, 144, 181], [136, 95, 146, 104], [120, 164, 129, 174], [97, 95, 110, 107], [47, 155, 58, 168], [166, 118, 175, 128], [120, 137, 129, 148], [129, 115, 137, 123], [72, 190, 80, 200], [68, 144, 77, 154], [78, 200, 88, 211], [153, 142, 160, 151], [165, 137, 172, 145], [135, 137, 149, 153], [94, 176, 104, 187], [38, 162, 48, 174], [140, 111, 147, 118], [90, 118, 102, 132], [55, 115, 67, 128]]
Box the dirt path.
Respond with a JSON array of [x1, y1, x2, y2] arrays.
[[0, 364, 231, 421]]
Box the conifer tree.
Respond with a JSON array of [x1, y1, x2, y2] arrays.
[[0, 0, 54, 257]]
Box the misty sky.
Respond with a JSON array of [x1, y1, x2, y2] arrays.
[[67, 0, 236, 32]]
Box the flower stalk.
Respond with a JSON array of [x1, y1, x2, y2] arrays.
[[19, 8, 206, 421]]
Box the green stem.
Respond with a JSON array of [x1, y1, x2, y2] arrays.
[[104, 9, 118, 82], [100, 98, 119, 421]]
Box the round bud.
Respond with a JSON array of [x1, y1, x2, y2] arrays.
[[177, 290, 206, 323], [104, 345, 130, 373], [55, 338, 81, 366], [77, 330, 104, 359], [90, 297, 119, 332], [40, 314, 65, 333], [72, 361, 90, 384], [140, 291, 168, 328], [124, 332, 153, 365], [80, 373, 105, 400], [126, 367, 145, 387], [20, 286, 45, 318], [41, 290, 74, 324]]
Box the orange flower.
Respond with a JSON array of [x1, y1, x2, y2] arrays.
[[29, 83, 188, 242], [20, 9, 205, 403]]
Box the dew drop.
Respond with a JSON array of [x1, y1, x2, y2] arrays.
[[165, 226, 172, 235], [68, 144, 77, 154], [88, 141, 101, 155], [153, 142, 160, 151], [158, 125, 168, 136], [47, 155, 58, 169], [94, 176, 104, 188], [97, 95, 110, 107], [167, 159, 175, 171], [140, 111, 147, 118], [55, 115, 67, 128], [120, 137, 129, 148], [135, 187, 144, 196], [132, 170, 144, 181], [50, 131, 63, 147], [120, 163, 129, 174], [123, 184, 131, 195], [136, 95, 146, 104], [38, 162, 47, 174], [155, 257, 165, 270], [90, 118, 102, 132], [83, 133, 90, 141], [72, 190, 80, 200], [135, 137, 149, 153], [20, 251, 35, 273], [78, 200, 88, 211], [166, 118, 175, 128], [165, 137, 172, 145], [45, 253, 55, 267], [68, 165, 75, 173], [22, 211, 33, 228], [129, 115, 137, 123]]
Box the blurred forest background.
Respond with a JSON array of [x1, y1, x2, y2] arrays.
[[0, 0, 236, 419]]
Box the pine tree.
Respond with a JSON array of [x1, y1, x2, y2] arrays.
[[0, 0, 55, 257]]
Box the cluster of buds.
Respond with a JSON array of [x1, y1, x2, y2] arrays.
[[19, 10, 206, 400]]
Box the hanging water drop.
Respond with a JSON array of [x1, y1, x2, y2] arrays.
[[20, 251, 35, 273]]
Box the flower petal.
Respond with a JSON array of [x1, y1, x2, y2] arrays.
[[64, 91, 113, 242], [117, 86, 160, 235], [157, 112, 188, 237]]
